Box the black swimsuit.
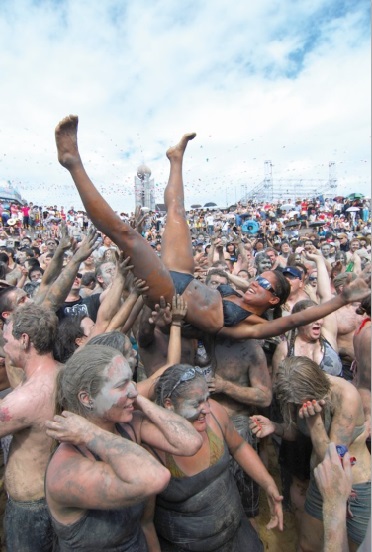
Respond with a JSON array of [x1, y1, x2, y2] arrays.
[[169, 271, 195, 295], [217, 284, 253, 327]]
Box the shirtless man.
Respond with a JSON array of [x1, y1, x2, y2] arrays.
[[333, 273, 363, 381], [137, 300, 197, 377], [1, 303, 59, 551], [205, 277, 272, 521], [353, 296, 371, 436]]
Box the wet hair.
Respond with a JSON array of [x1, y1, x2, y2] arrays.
[[25, 257, 40, 269], [11, 303, 58, 354], [274, 357, 331, 425], [81, 272, 96, 287], [0, 286, 17, 322], [155, 364, 206, 407], [211, 260, 229, 270], [270, 270, 291, 319], [28, 266, 44, 280], [292, 299, 317, 314], [53, 316, 86, 363], [56, 345, 125, 417], [88, 331, 132, 358], [205, 269, 228, 285]]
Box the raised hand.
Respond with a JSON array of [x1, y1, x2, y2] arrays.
[[130, 277, 149, 296], [45, 411, 94, 446], [117, 253, 134, 279], [340, 269, 371, 303], [57, 220, 73, 252], [298, 399, 325, 419], [171, 294, 187, 325], [249, 415, 276, 438], [149, 296, 172, 328], [73, 226, 99, 262]]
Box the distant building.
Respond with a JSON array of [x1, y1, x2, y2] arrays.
[[134, 164, 155, 211], [0, 179, 23, 205]]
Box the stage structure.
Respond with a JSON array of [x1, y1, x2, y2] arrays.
[[240, 161, 338, 203]]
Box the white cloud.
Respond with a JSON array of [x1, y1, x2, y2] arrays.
[[0, 0, 369, 210]]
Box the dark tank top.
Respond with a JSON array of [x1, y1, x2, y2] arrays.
[[49, 424, 148, 552], [154, 414, 263, 552], [217, 284, 253, 327]]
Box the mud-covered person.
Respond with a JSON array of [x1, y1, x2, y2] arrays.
[[1, 303, 59, 551]]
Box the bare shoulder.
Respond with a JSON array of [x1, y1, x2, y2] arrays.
[[209, 399, 230, 427], [329, 375, 362, 409]]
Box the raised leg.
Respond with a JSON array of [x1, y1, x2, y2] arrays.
[[161, 133, 196, 274], [55, 115, 174, 304]]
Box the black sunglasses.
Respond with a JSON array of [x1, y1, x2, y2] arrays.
[[255, 275, 278, 297], [166, 367, 204, 398]]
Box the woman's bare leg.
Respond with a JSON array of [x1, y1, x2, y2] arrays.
[[161, 133, 196, 274], [55, 115, 174, 304]]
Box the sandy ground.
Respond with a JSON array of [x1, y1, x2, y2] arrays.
[[257, 441, 297, 551]]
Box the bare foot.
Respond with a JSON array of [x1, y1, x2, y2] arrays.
[[55, 115, 81, 169], [166, 133, 196, 161]]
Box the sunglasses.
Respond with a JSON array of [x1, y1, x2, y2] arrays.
[[166, 367, 204, 398], [255, 275, 278, 297], [309, 276, 318, 281]]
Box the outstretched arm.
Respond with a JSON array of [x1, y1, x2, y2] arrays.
[[88, 255, 134, 338], [35, 221, 73, 304], [219, 272, 370, 340], [105, 276, 149, 333], [41, 226, 99, 312]]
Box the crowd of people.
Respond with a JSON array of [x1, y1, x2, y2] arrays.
[[0, 114, 369, 551]]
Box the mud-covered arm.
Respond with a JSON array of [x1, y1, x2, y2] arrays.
[[314, 443, 351, 552], [135, 396, 203, 456], [106, 276, 149, 333], [45, 411, 170, 510], [88, 255, 133, 338], [41, 227, 98, 312], [35, 221, 73, 304]]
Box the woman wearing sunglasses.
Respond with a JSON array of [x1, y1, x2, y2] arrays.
[[55, 116, 370, 341], [148, 363, 283, 551]]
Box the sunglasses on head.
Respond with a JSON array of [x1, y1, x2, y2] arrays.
[[255, 275, 277, 297], [166, 367, 204, 398]]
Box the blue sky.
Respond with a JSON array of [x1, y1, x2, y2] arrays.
[[0, 0, 370, 211]]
